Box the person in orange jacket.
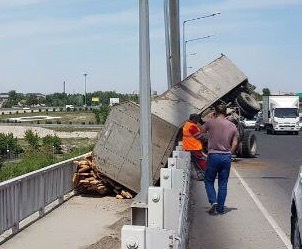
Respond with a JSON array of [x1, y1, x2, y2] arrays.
[[182, 113, 207, 180]]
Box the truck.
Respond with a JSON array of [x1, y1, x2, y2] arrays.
[[94, 55, 260, 192], [263, 95, 300, 135]]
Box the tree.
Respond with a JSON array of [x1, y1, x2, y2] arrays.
[[93, 109, 101, 124], [262, 88, 271, 96], [3, 90, 23, 108], [0, 133, 23, 158], [25, 94, 40, 106], [24, 129, 40, 150], [42, 135, 62, 153], [99, 105, 110, 124]]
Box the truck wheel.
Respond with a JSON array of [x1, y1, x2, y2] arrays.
[[237, 141, 243, 157], [237, 92, 261, 115], [266, 126, 274, 135], [240, 130, 257, 158]]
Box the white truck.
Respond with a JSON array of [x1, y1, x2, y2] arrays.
[[263, 95, 300, 135]]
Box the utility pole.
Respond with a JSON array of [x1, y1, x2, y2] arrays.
[[164, 0, 172, 89], [63, 81, 66, 94], [131, 0, 152, 227], [168, 0, 181, 86], [83, 73, 87, 107], [182, 12, 220, 79]]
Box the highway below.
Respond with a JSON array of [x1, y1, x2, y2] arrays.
[[188, 130, 302, 248], [237, 130, 302, 237]]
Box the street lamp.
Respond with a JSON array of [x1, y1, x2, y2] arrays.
[[184, 35, 214, 77], [83, 73, 87, 107], [182, 12, 220, 79]]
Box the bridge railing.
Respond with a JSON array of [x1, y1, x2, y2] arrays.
[[0, 153, 90, 239], [121, 144, 191, 249]]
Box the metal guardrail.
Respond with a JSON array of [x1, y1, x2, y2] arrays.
[[121, 144, 191, 249], [0, 153, 90, 238]]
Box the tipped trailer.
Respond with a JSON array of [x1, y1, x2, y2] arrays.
[[93, 55, 260, 193]]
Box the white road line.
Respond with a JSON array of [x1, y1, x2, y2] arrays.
[[232, 167, 292, 249]]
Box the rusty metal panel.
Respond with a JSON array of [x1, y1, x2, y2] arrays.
[[94, 102, 178, 192], [152, 55, 247, 126]]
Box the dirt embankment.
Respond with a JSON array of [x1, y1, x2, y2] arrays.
[[0, 125, 98, 139]]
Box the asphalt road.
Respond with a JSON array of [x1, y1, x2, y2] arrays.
[[188, 130, 302, 248], [235, 129, 302, 238]]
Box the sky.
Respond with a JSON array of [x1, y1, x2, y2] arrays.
[[0, 0, 302, 95]]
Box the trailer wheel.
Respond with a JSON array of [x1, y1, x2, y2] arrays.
[[239, 130, 257, 158], [266, 126, 271, 135], [237, 92, 260, 115]]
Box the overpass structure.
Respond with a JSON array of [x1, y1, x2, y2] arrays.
[[0, 150, 291, 249]]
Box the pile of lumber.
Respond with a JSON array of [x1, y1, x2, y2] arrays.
[[72, 153, 134, 199]]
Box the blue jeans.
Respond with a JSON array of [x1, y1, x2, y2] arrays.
[[204, 153, 231, 213]]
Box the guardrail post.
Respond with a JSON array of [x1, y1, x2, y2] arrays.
[[58, 167, 64, 204], [148, 187, 164, 229], [12, 182, 20, 234], [39, 172, 45, 217], [121, 148, 191, 249], [121, 225, 146, 249]]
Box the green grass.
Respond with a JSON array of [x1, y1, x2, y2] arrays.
[[0, 145, 93, 183], [0, 113, 99, 183]]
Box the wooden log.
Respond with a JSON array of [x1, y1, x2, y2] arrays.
[[74, 160, 90, 166], [121, 190, 133, 199], [78, 165, 91, 173], [96, 186, 108, 195], [72, 173, 80, 187], [86, 177, 96, 182], [79, 179, 90, 184], [91, 170, 98, 179], [91, 162, 97, 170], [116, 194, 124, 199], [90, 180, 100, 185], [78, 172, 92, 176]]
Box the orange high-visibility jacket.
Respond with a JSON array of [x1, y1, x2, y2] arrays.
[[182, 121, 202, 151]]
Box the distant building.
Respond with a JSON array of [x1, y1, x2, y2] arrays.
[[0, 93, 9, 108], [109, 98, 120, 106], [0, 93, 9, 101], [25, 93, 46, 99]]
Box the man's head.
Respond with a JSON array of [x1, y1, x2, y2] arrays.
[[214, 104, 227, 116], [189, 113, 202, 124]]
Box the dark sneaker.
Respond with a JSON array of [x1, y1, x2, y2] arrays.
[[208, 203, 217, 215], [196, 171, 205, 181], [196, 174, 204, 181]]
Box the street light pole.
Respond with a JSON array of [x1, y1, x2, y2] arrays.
[[184, 35, 214, 76], [83, 73, 87, 107], [182, 12, 220, 79]]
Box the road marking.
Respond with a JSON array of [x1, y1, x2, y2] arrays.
[[232, 167, 291, 249]]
